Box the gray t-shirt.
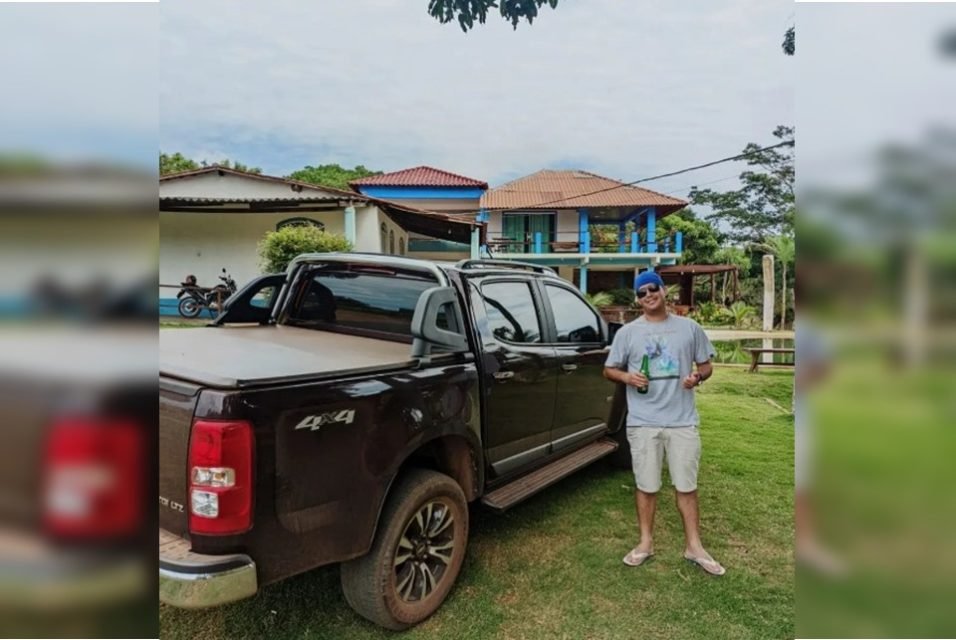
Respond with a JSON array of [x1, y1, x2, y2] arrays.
[[605, 314, 715, 428]]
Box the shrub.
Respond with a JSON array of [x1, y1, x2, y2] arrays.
[[729, 300, 757, 329], [605, 288, 637, 306], [585, 292, 614, 308], [257, 226, 352, 273]]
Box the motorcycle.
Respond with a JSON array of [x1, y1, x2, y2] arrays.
[[176, 268, 237, 319]]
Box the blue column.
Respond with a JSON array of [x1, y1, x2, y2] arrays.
[[675, 231, 683, 253], [578, 209, 589, 253], [618, 222, 626, 253], [631, 231, 639, 253], [470, 227, 481, 259], [580, 265, 588, 294], [534, 231, 542, 254], [646, 208, 657, 253], [344, 205, 357, 247]]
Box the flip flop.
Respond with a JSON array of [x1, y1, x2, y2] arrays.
[[683, 553, 726, 576], [622, 548, 654, 567]]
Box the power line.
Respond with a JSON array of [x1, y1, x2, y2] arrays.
[[660, 173, 741, 198], [483, 140, 794, 211]]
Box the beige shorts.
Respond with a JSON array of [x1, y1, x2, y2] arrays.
[[626, 426, 701, 493]]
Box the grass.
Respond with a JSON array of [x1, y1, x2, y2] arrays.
[[160, 367, 794, 640], [795, 353, 956, 638]]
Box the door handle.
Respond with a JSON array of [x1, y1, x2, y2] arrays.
[[561, 364, 578, 372], [493, 371, 514, 381]]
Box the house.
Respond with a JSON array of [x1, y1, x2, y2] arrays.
[[479, 170, 688, 292], [350, 166, 487, 261], [159, 166, 482, 315]]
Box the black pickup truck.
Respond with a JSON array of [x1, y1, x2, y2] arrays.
[[159, 254, 628, 630]]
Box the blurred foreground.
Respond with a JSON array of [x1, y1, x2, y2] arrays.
[[797, 4, 956, 637]]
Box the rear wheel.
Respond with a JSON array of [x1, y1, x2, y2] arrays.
[[177, 297, 202, 319], [341, 469, 468, 630]]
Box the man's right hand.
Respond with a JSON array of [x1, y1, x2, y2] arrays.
[[623, 372, 649, 388]]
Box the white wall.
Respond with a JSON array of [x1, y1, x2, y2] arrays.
[[377, 210, 410, 256], [159, 210, 345, 295], [353, 204, 382, 252]]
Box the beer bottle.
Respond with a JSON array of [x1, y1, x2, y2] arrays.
[[637, 354, 650, 395]]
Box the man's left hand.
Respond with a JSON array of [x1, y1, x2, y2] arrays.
[[682, 373, 701, 389]]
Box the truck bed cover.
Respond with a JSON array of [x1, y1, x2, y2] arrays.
[[160, 325, 415, 388]]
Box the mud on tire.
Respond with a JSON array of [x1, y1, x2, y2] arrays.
[[340, 468, 468, 630]]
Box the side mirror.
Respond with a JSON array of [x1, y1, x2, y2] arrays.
[[411, 287, 468, 359]]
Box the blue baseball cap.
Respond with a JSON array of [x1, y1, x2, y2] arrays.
[[634, 271, 665, 292]]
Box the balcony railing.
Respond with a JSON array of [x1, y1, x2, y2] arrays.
[[487, 230, 683, 255]]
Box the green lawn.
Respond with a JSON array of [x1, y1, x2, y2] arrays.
[[160, 367, 794, 640]]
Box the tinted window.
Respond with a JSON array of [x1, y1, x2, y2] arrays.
[[480, 281, 541, 344], [250, 286, 276, 309], [545, 285, 601, 343], [289, 269, 438, 336]]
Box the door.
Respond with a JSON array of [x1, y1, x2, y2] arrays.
[[470, 279, 557, 478], [502, 213, 555, 253], [542, 283, 613, 453]]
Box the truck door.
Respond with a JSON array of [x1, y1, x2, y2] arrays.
[[540, 282, 613, 454], [470, 278, 557, 478]]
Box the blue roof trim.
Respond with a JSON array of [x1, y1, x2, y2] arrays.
[[356, 186, 485, 200]]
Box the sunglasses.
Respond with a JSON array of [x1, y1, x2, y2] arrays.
[[636, 284, 661, 299]]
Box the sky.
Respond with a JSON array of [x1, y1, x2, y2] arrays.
[[797, 3, 956, 192], [0, 4, 158, 167], [158, 0, 794, 196]]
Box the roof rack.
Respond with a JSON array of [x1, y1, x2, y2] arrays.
[[455, 259, 558, 275]]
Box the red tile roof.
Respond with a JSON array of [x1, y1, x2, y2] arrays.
[[350, 166, 488, 188], [480, 170, 687, 212]]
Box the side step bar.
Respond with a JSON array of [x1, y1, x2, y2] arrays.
[[481, 437, 618, 512]]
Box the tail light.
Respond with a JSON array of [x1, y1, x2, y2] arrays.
[[188, 419, 254, 535], [42, 416, 143, 539]]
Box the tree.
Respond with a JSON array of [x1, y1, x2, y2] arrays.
[[657, 207, 724, 265], [288, 164, 382, 191], [689, 126, 794, 245], [215, 159, 262, 174], [754, 234, 795, 329], [428, 0, 558, 32], [159, 152, 262, 176], [160, 152, 199, 175], [258, 226, 353, 273]]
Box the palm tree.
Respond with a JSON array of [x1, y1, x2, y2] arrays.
[[755, 234, 795, 329]]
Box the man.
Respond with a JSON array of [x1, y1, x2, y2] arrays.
[[603, 271, 725, 576]]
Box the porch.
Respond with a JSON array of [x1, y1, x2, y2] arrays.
[[479, 170, 688, 292]]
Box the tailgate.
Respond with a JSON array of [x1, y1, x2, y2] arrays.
[[159, 377, 200, 536]]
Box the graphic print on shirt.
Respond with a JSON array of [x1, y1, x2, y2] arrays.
[[644, 334, 680, 380]]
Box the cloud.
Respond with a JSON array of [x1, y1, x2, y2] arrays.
[[0, 4, 157, 165], [160, 0, 793, 188]]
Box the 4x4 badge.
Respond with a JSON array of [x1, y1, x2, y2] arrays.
[[294, 409, 356, 432]]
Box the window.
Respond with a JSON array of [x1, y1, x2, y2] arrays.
[[545, 285, 601, 343], [380, 223, 388, 252], [480, 281, 542, 344], [277, 217, 324, 231], [501, 212, 555, 253], [288, 269, 439, 336], [399, 237, 406, 256], [389, 229, 395, 255], [250, 286, 277, 309]]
